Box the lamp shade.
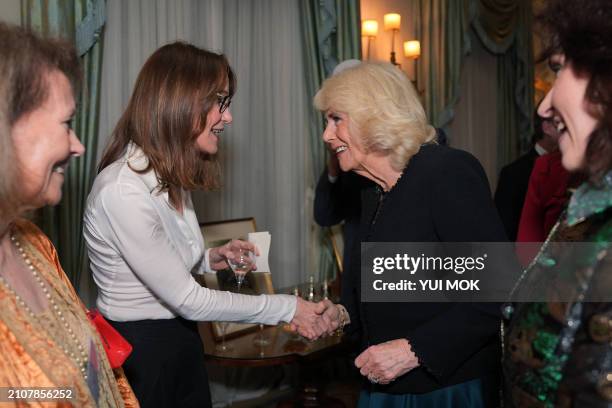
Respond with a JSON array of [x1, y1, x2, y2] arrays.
[[383, 13, 401, 31], [362, 20, 378, 37], [403, 40, 421, 59]]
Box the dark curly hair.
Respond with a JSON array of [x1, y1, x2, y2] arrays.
[[537, 0, 612, 183]]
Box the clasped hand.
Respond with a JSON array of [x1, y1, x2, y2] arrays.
[[290, 300, 419, 383], [210, 243, 343, 340], [355, 339, 419, 384], [210, 242, 344, 340], [290, 299, 345, 340]]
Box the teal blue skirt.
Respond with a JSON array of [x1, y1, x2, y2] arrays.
[[358, 379, 485, 408]]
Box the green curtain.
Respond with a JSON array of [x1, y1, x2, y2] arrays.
[[412, 0, 533, 167], [471, 0, 518, 50], [300, 0, 361, 181], [22, 0, 105, 304], [471, 0, 533, 166], [300, 0, 360, 284], [412, 0, 472, 129]]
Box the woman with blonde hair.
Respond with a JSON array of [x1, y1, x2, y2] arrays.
[[0, 23, 137, 407], [316, 62, 506, 407]]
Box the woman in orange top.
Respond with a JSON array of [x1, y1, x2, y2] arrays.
[[0, 23, 137, 407]]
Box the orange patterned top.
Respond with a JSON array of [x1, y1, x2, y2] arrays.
[[0, 219, 138, 407]]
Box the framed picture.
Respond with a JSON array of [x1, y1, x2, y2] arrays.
[[198, 218, 274, 341], [200, 217, 257, 247]]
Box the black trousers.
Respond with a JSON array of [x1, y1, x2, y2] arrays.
[[109, 317, 211, 408]]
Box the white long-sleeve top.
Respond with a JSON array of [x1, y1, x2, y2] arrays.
[[83, 143, 296, 323]]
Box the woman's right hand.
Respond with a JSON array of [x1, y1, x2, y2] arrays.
[[290, 298, 342, 340]]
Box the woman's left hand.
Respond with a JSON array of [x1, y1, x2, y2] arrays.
[[209, 239, 259, 271], [355, 339, 419, 384]]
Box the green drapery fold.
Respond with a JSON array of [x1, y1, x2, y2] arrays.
[[412, 0, 472, 130], [513, 1, 534, 155], [300, 0, 361, 181], [470, 0, 533, 165], [413, 0, 533, 166], [22, 0, 105, 302], [471, 0, 518, 51], [300, 0, 360, 283]]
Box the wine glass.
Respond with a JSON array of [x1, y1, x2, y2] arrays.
[[216, 322, 232, 352], [253, 323, 270, 346], [228, 249, 254, 292]]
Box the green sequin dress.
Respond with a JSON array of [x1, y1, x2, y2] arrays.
[[504, 172, 612, 407]]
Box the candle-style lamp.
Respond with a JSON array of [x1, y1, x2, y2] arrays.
[[361, 20, 378, 60], [403, 40, 421, 90], [403, 40, 421, 59], [383, 13, 401, 65]]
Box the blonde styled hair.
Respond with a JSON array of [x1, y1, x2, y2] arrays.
[[314, 62, 435, 172]]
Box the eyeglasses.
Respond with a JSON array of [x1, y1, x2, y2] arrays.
[[216, 93, 232, 113]]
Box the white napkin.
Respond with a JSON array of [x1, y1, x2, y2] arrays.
[[248, 231, 271, 273]]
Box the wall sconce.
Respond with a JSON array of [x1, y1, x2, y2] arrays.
[[361, 20, 378, 60], [404, 40, 421, 92], [383, 13, 401, 65], [403, 40, 421, 59]]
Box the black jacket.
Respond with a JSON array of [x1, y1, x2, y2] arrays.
[[313, 169, 371, 269], [343, 144, 507, 398], [494, 148, 538, 241]]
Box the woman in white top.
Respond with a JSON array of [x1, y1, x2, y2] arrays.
[[84, 42, 328, 408]]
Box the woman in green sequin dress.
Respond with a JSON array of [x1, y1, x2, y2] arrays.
[[503, 0, 612, 406]]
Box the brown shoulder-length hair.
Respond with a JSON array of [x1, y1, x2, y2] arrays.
[[0, 22, 81, 226], [98, 42, 236, 209], [537, 0, 612, 184]]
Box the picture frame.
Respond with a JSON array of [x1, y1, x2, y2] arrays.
[[200, 217, 257, 246], [198, 218, 275, 341]]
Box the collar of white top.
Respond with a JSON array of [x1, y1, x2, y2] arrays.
[[125, 141, 161, 194]]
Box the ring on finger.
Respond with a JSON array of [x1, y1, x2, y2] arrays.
[[368, 375, 379, 384]]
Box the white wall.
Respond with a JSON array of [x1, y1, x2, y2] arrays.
[[0, 0, 20, 25]]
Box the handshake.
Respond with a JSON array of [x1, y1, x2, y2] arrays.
[[289, 298, 348, 340], [288, 297, 420, 384]]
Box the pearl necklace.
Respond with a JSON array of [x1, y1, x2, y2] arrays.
[[0, 234, 89, 380]]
